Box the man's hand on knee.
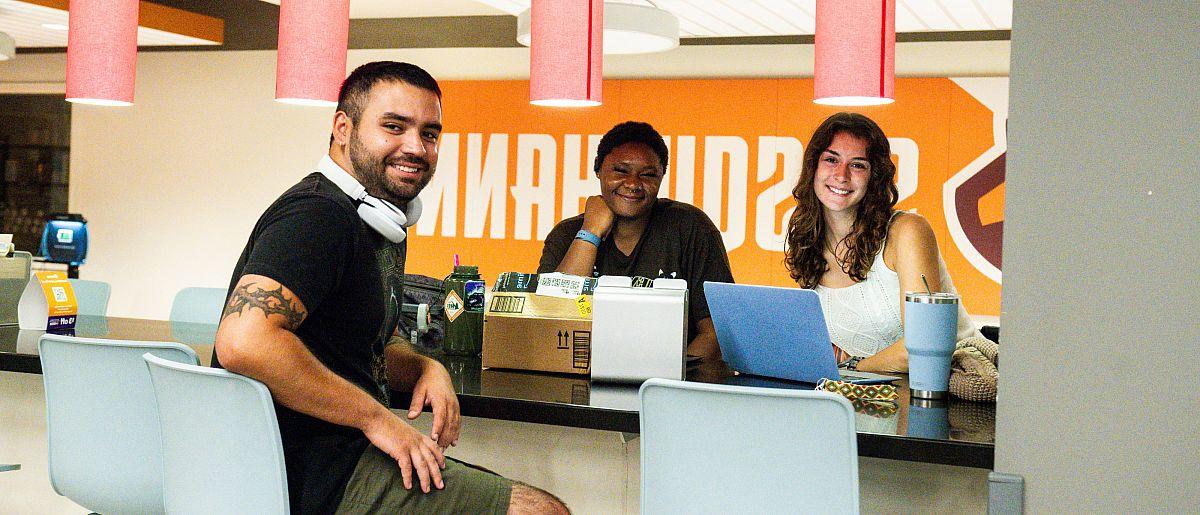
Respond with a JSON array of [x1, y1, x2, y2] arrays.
[[361, 405, 446, 493]]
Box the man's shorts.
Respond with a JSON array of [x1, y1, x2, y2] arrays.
[[336, 444, 513, 514]]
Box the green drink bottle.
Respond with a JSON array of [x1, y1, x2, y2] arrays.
[[443, 265, 484, 356]]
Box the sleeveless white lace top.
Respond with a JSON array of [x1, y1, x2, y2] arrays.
[[814, 221, 981, 358]]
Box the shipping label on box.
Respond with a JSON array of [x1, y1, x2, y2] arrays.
[[494, 271, 596, 295], [487, 291, 591, 320]]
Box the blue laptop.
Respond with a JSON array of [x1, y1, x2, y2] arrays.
[[704, 281, 899, 385]]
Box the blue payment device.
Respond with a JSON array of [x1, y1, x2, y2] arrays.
[[39, 213, 89, 266]]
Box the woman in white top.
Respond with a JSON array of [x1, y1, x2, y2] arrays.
[[784, 112, 979, 374]]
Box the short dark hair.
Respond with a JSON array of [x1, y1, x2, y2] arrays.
[[593, 121, 669, 173], [336, 61, 441, 124]]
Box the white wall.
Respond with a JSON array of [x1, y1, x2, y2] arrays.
[[998, 1, 1200, 512], [0, 53, 66, 94], [0, 40, 1008, 319], [68, 51, 332, 319]]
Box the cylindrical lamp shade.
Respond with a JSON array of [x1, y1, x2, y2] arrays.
[[530, 0, 603, 107], [65, 0, 139, 106], [814, 0, 896, 106], [276, 0, 350, 106], [517, 3, 679, 55]]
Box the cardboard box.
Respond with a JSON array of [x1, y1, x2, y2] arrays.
[[483, 291, 593, 375]]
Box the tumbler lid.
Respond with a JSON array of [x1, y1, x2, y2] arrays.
[[452, 265, 479, 276], [904, 291, 960, 304]]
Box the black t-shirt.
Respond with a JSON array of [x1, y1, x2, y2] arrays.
[[213, 172, 405, 514], [538, 198, 735, 338]]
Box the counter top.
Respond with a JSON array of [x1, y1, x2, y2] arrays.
[[0, 316, 216, 374], [408, 354, 995, 469], [1, 316, 994, 469]]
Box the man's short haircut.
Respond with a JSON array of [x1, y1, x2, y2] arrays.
[[593, 121, 669, 173], [336, 61, 441, 124]]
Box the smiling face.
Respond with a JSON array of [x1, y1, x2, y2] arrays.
[[813, 131, 872, 215], [345, 81, 443, 203], [597, 142, 665, 220]]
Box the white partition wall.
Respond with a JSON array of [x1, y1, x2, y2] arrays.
[[1000, 1, 1200, 512]]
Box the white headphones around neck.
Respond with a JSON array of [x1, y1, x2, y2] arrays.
[[317, 156, 422, 243]]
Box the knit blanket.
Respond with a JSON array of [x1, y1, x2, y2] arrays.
[[949, 335, 999, 402]]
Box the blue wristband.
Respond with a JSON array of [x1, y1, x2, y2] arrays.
[[574, 229, 601, 247]]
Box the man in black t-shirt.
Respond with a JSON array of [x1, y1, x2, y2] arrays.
[[215, 62, 566, 514], [537, 121, 734, 360]]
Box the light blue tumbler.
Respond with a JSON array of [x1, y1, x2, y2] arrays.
[[904, 292, 959, 399]]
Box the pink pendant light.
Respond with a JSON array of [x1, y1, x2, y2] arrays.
[[275, 0, 350, 106], [529, 0, 603, 107], [65, 0, 139, 106], [814, 0, 896, 106]]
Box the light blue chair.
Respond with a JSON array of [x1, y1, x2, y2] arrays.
[[68, 279, 111, 316], [144, 353, 289, 514], [169, 287, 228, 325], [639, 378, 860, 514], [38, 334, 199, 514]]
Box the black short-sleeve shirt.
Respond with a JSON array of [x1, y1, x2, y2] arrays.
[[213, 172, 406, 514], [537, 198, 735, 338]]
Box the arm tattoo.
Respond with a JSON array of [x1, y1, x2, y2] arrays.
[[222, 282, 306, 330]]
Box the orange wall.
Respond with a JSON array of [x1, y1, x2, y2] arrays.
[[406, 78, 1005, 316]]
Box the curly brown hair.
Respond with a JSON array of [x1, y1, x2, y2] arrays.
[[785, 112, 898, 288]]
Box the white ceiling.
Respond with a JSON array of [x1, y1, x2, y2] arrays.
[[0, 0, 220, 47], [0, 0, 1012, 50], [255, 0, 1012, 36], [475, 0, 1012, 36]]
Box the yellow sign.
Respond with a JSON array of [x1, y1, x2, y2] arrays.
[[18, 271, 78, 331]]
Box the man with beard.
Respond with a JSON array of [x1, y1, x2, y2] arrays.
[[214, 62, 567, 514]]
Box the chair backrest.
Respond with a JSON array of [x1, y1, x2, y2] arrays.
[[68, 279, 111, 316], [38, 334, 198, 514], [639, 378, 859, 515], [169, 287, 228, 324], [144, 353, 289, 514]]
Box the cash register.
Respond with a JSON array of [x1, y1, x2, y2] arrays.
[[39, 213, 88, 279]]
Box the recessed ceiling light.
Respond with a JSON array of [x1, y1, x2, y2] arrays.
[[42, 23, 70, 31]]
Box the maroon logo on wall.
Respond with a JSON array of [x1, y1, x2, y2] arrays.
[[953, 151, 1005, 271]]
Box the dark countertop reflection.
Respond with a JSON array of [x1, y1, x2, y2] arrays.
[[396, 351, 995, 468], [1, 317, 993, 468]]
